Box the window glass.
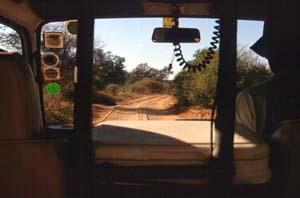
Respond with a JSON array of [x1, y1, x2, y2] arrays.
[[41, 22, 77, 128], [91, 18, 268, 125], [40, 19, 268, 129], [0, 23, 22, 54], [236, 20, 271, 93]]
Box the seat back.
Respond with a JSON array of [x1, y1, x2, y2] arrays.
[[271, 120, 300, 197], [0, 52, 65, 198], [0, 140, 66, 198], [0, 52, 42, 139]]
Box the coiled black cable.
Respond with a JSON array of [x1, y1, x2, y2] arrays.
[[209, 20, 221, 159], [173, 19, 221, 159], [173, 19, 220, 72]]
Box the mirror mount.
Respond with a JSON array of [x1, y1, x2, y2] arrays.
[[153, 10, 200, 44], [171, 6, 180, 28]]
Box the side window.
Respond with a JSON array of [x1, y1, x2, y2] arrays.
[[236, 20, 271, 93], [41, 22, 77, 128], [0, 23, 22, 54]]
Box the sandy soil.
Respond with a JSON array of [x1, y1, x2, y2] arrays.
[[92, 94, 212, 125]]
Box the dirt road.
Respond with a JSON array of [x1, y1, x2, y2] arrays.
[[93, 94, 212, 125], [106, 94, 178, 121]]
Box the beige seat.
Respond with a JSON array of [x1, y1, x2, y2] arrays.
[[0, 52, 42, 139], [92, 120, 271, 184], [0, 52, 65, 198]]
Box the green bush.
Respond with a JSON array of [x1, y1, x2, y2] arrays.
[[174, 65, 271, 108], [105, 83, 121, 96], [237, 65, 271, 92], [126, 78, 166, 94], [174, 47, 272, 108], [174, 66, 217, 108]]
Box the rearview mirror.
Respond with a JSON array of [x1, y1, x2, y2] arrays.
[[152, 28, 200, 43]]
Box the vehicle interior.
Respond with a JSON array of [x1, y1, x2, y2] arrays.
[[0, 0, 299, 198]]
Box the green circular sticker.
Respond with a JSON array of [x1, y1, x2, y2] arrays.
[[47, 83, 61, 94]]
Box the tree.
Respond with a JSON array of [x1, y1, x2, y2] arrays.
[[157, 66, 174, 81], [128, 63, 173, 83], [93, 50, 126, 89], [236, 46, 271, 92], [131, 63, 156, 81], [0, 24, 22, 53], [174, 47, 271, 108]]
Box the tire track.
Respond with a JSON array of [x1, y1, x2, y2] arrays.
[[101, 94, 171, 122]]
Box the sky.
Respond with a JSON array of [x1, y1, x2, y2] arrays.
[[1, 19, 267, 76], [94, 18, 267, 75]]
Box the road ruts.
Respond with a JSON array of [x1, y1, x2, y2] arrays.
[[102, 94, 174, 122]]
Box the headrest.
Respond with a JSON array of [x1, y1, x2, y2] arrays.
[[272, 120, 300, 145], [0, 52, 43, 139], [271, 119, 300, 197]]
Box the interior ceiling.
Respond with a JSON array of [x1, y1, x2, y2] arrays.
[[27, 0, 275, 20], [3, 0, 298, 32], [0, 0, 41, 31]]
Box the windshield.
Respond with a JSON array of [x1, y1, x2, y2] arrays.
[[40, 17, 270, 128], [91, 18, 268, 125]]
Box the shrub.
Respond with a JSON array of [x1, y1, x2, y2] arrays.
[[174, 65, 271, 108], [105, 83, 121, 96], [126, 78, 166, 94], [43, 92, 73, 126], [173, 47, 272, 108], [45, 105, 73, 126], [237, 65, 272, 92], [62, 82, 75, 100], [92, 91, 116, 106], [174, 66, 217, 108]]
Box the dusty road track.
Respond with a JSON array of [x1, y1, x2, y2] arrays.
[[106, 94, 178, 121], [93, 94, 212, 125]]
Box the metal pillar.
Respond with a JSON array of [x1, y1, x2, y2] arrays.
[[74, 15, 95, 163], [211, 0, 237, 197]]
